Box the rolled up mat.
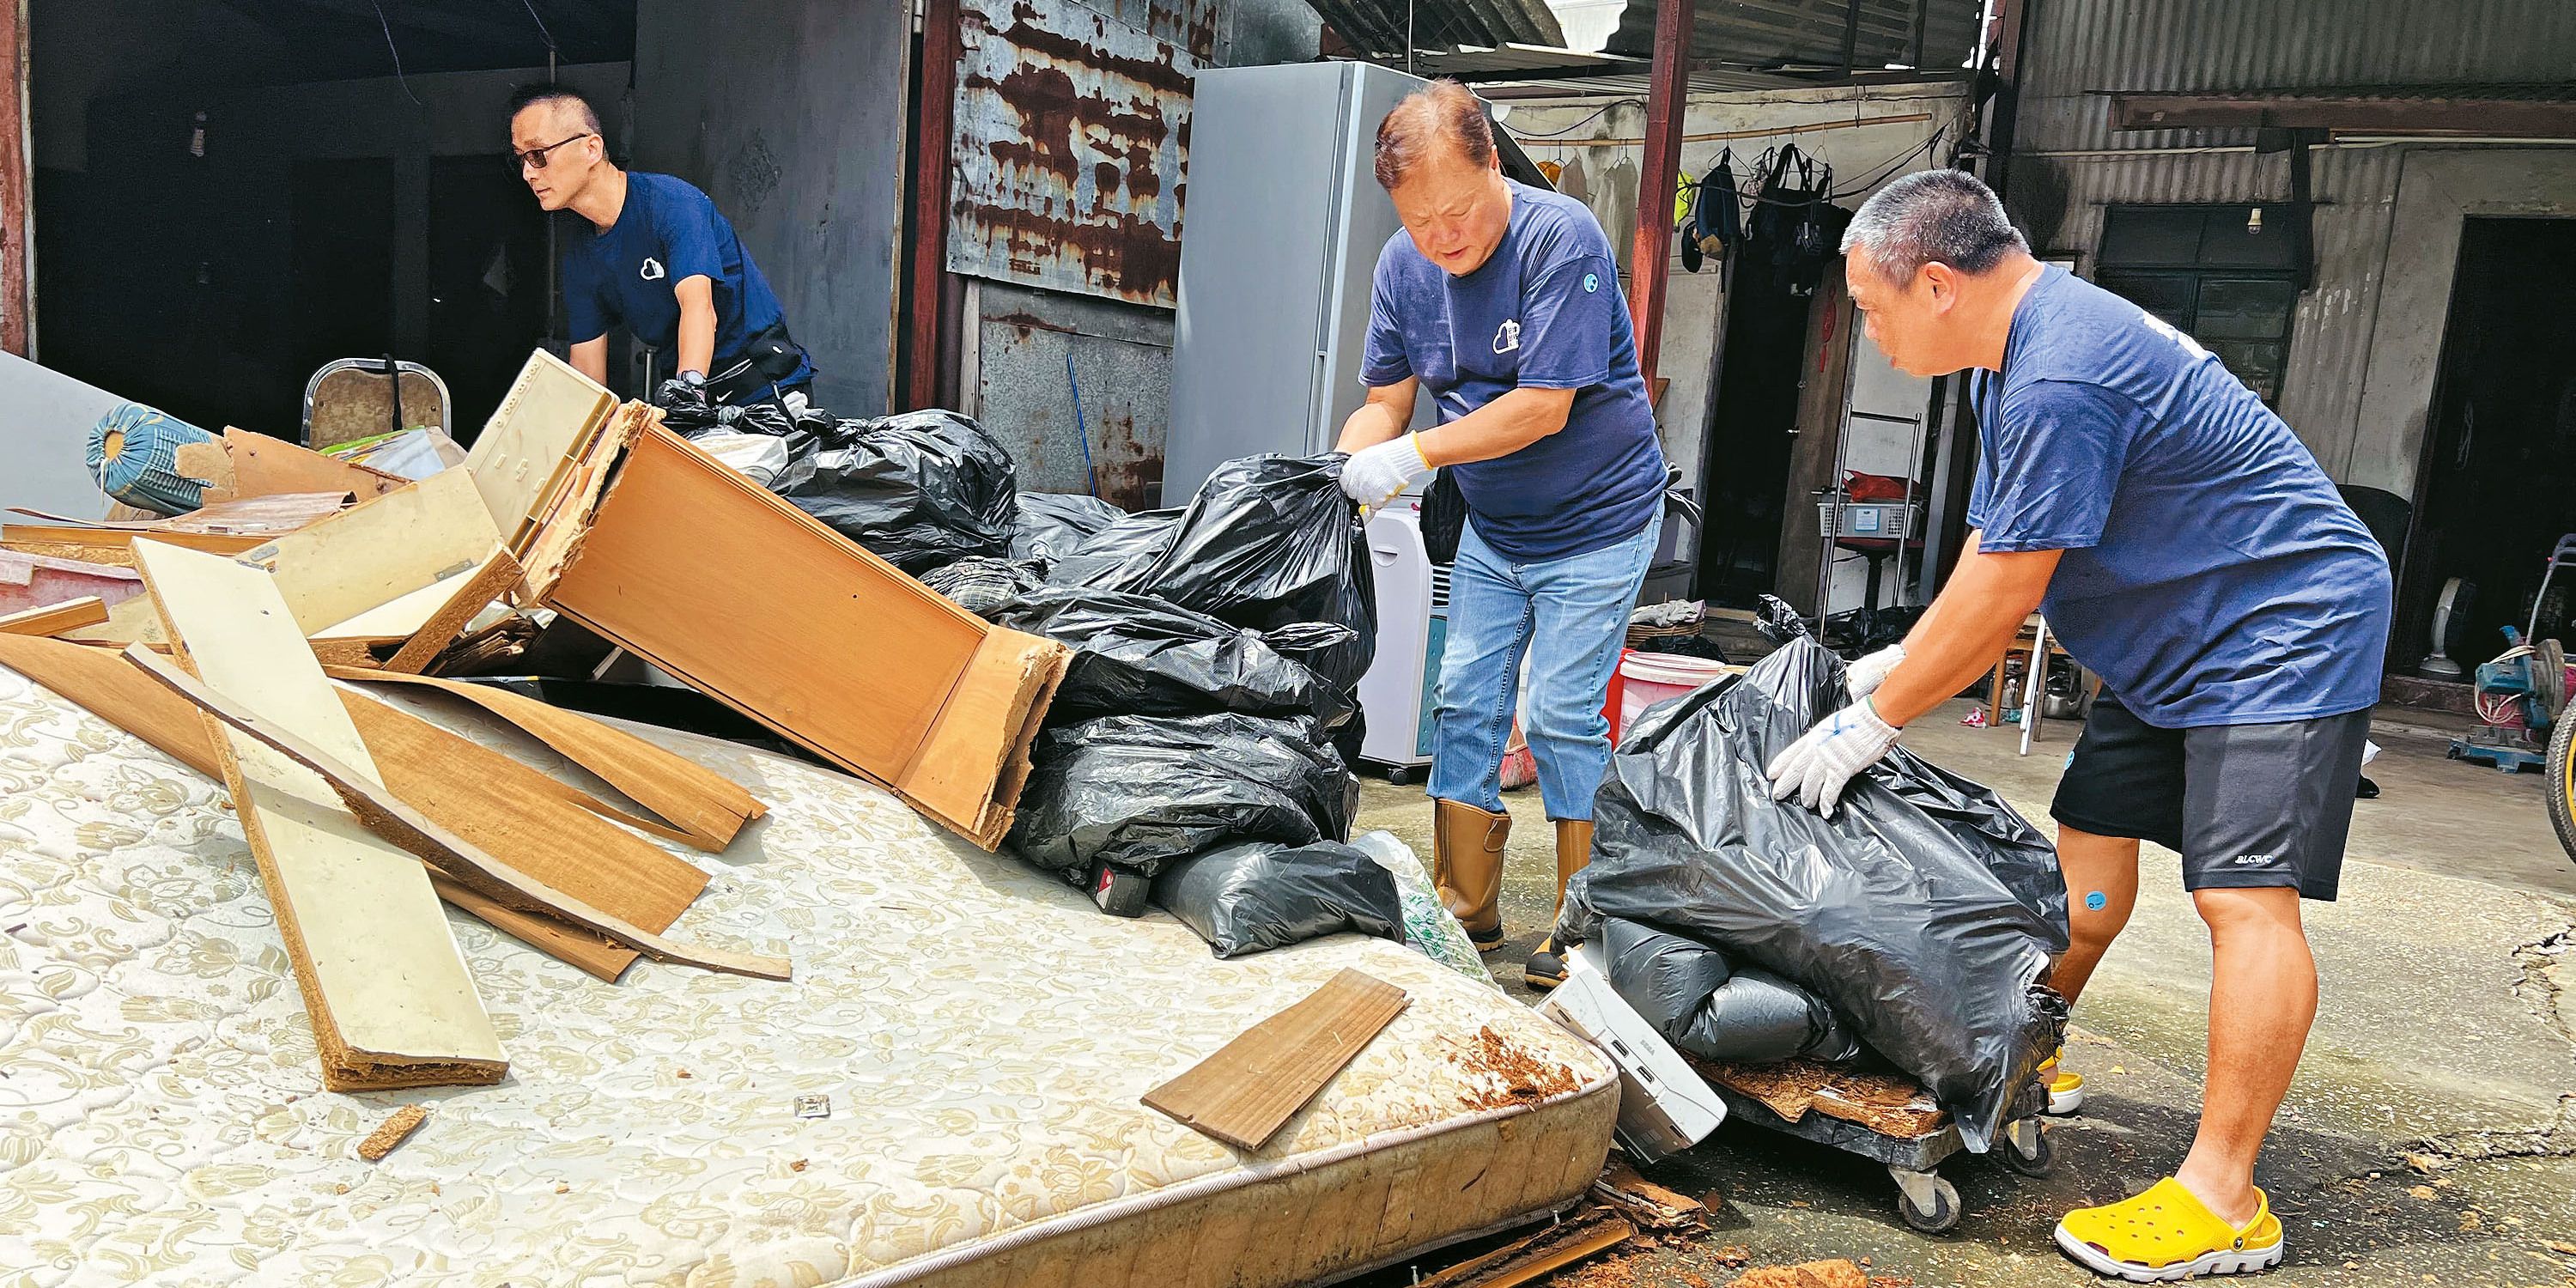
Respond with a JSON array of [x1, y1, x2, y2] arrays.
[[86, 403, 217, 515]]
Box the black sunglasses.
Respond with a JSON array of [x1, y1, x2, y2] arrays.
[[513, 132, 596, 171]]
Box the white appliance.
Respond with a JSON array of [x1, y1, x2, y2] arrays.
[[1535, 945, 1727, 1163], [1358, 502, 1445, 777]]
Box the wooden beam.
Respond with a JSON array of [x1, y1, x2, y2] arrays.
[[125, 644, 790, 981], [2108, 92, 2576, 138], [1625, 0, 1690, 391], [129, 538, 505, 1091], [906, 0, 960, 411], [0, 594, 106, 636], [1141, 969, 1408, 1151]]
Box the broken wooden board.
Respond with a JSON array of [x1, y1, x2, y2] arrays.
[[0, 634, 657, 981], [325, 665, 764, 851], [130, 539, 504, 1091], [128, 644, 788, 981], [249, 468, 504, 635], [220, 427, 408, 503], [0, 550, 146, 617], [0, 595, 107, 637], [356, 1105, 430, 1162], [1141, 969, 1408, 1151], [466, 349, 616, 557], [1593, 1160, 1710, 1234], [528, 422, 1068, 850], [1411, 1207, 1636, 1288]]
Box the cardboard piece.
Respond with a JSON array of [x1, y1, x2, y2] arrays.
[[129, 539, 505, 1091], [526, 421, 1068, 850]]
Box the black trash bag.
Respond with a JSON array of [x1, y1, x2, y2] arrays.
[[920, 556, 1047, 616], [1597, 917, 1860, 1064], [987, 586, 1352, 726], [1151, 840, 1403, 958], [773, 409, 1017, 574], [1013, 492, 1128, 568], [1046, 507, 1184, 588], [1561, 627, 2069, 1151], [1081, 454, 1376, 692], [1010, 712, 1351, 876]]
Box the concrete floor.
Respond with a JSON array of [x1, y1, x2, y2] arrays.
[[1352, 699, 2576, 1286]]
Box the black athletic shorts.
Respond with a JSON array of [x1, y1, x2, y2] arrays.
[[2048, 696, 2371, 902]]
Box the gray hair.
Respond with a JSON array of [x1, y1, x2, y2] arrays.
[[1840, 169, 2029, 283]]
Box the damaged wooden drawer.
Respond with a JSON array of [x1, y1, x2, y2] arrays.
[[523, 419, 1067, 850]]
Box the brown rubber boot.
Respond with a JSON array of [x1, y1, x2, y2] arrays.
[[1432, 799, 1510, 951], [1523, 818, 1595, 991]]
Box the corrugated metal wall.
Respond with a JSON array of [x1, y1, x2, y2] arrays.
[[2008, 0, 2576, 492]]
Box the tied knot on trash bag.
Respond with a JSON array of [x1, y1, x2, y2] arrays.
[[1561, 605, 2070, 1151]]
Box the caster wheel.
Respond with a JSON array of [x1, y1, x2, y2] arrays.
[[1892, 1170, 1962, 1234], [1383, 765, 1416, 787], [2002, 1121, 2055, 1177]]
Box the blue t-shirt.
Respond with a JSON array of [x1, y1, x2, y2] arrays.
[[1968, 267, 2391, 727], [1360, 179, 1667, 562], [562, 172, 814, 392]]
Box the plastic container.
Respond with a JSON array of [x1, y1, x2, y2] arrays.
[[1613, 649, 1735, 742]]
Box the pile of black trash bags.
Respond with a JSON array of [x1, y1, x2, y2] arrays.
[[1559, 603, 2071, 1151], [671, 398, 1402, 960]]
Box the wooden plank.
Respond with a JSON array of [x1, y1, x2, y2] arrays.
[[465, 349, 616, 556], [538, 424, 1067, 849], [0, 595, 106, 636], [128, 644, 790, 981], [1141, 969, 1408, 1151], [3, 528, 267, 557], [0, 634, 650, 981], [222, 427, 406, 502], [383, 547, 520, 673], [9, 492, 351, 534], [129, 539, 504, 1091], [249, 468, 503, 636], [324, 665, 764, 851]]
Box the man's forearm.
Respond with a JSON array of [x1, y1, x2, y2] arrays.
[[1334, 398, 1410, 453], [1416, 387, 1572, 467], [676, 309, 716, 378], [1869, 535, 2059, 726]]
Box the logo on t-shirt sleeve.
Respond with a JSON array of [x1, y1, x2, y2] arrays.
[[640, 257, 667, 282], [1492, 319, 1522, 354], [1583, 272, 1599, 292]]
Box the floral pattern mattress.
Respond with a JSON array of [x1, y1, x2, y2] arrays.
[[0, 670, 1614, 1287]]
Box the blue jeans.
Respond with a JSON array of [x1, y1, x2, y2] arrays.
[[1429, 513, 1662, 820]]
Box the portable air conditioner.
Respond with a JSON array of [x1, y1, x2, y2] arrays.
[[1358, 503, 1445, 778]]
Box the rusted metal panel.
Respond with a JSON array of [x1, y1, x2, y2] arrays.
[[974, 281, 1170, 508], [1066, 0, 1220, 59], [951, 0, 1195, 307]]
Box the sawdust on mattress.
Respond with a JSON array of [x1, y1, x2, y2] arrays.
[[1455, 1025, 1582, 1110]]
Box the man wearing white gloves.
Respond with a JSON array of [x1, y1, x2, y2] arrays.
[[1771, 169, 2388, 1282], [1335, 81, 1668, 989]]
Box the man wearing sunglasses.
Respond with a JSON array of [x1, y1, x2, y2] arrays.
[[507, 84, 814, 412]]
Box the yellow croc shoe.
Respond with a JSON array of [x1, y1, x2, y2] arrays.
[[2055, 1177, 2284, 1282], [2038, 1046, 2086, 1115]]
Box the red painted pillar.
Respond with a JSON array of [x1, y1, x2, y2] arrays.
[[1625, 0, 1688, 390], [0, 0, 31, 357], [906, 0, 961, 410]]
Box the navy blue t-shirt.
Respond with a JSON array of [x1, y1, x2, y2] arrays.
[[1360, 179, 1667, 562], [1969, 267, 2391, 727], [562, 172, 814, 390]]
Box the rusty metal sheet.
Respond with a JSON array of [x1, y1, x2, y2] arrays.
[[975, 282, 1170, 508], [1065, 0, 1218, 59], [951, 0, 1195, 307]]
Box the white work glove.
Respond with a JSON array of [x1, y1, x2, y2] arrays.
[[1765, 697, 1902, 818], [1844, 644, 1906, 700], [1340, 434, 1432, 511]]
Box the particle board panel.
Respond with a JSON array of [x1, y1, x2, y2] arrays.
[[537, 423, 1067, 849], [1142, 969, 1409, 1151], [0, 595, 107, 636], [325, 666, 764, 851], [129, 539, 505, 1090], [383, 549, 522, 674], [222, 428, 408, 502], [466, 350, 617, 556], [250, 468, 504, 636]]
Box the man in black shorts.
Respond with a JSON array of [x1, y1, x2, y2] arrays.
[[1765, 171, 2390, 1281]]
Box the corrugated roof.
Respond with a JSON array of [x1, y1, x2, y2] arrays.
[[1305, 0, 1566, 59], [1306, 0, 1983, 75]]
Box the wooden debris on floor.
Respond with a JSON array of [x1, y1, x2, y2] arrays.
[[1593, 1159, 1710, 1235], [521, 421, 1068, 850], [1142, 968, 1407, 1151], [0, 594, 107, 637], [356, 1105, 430, 1162], [1412, 1208, 1637, 1288], [131, 538, 506, 1091], [246, 467, 514, 672], [325, 666, 765, 852], [1692, 1058, 1947, 1139], [128, 643, 790, 981], [1726, 1259, 1874, 1288]]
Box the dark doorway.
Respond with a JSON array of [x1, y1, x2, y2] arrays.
[[289, 157, 398, 410], [2401, 216, 2576, 671], [428, 157, 552, 437], [1695, 264, 1818, 604]]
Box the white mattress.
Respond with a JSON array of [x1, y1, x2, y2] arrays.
[[0, 669, 1615, 1287]]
